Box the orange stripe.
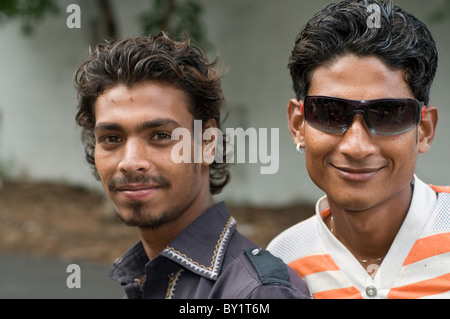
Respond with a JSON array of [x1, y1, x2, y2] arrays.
[[314, 286, 363, 299], [289, 254, 339, 278], [429, 184, 450, 193], [403, 233, 450, 266], [320, 208, 331, 219], [289, 255, 363, 299], [388, 273, 450, 299]]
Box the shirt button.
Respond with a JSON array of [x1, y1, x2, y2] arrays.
[[251, 248, 260, 256], [365, 286, 377, 298]]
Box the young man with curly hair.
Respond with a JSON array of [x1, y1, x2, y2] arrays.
[[74, 33, 309, 299]]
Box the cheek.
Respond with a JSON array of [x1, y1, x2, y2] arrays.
[[304, 131, 336, 180], [386, 134, 418, 174], [170, 162, 201, 181], [304, 150, 326, 186], [94, 148, 117, 181], [164, 163, 204, 200]]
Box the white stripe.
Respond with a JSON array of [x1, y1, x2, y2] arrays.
[[304, 270, 355, 294], [419, 289, 450, 299], [267, 216, 324, 264], [392, 252, 450, 288]]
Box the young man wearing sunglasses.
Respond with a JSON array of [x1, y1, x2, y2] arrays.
[[268, 0, 449, 298]]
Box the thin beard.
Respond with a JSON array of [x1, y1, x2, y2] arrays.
[[117, 203, 175, 229], [110, 175, 174, 229]]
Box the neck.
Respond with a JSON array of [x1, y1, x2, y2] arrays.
[[326, 183, 413, 270], [138, 193, 215, 260]]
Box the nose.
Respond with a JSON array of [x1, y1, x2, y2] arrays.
[[338, 114, 377, 160], [117, 138, 151, 174]]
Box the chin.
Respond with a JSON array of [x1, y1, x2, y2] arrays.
[[117, 202, 181, 229], [328, 191, 379, 213]]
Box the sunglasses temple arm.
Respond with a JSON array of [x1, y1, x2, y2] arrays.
[[300, 101, 304, 114], [421, 106, 426, 119]]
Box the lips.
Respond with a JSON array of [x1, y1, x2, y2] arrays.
[[115, 184, 160, 201], [331, 164, 384, 182]]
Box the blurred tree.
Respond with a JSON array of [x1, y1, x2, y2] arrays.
[[0, 0, 59, 35], [139, 0, 209, 47], [430, 0, 450, 23], [0, 0, 208, 47], [96, 0, 117, 40]]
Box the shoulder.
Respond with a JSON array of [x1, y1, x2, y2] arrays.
[[241, 247, 311, 299], [267, 215, 321, 264], [211, 230, 310, 299], [429, 184, 450, 194], [423, 185, 450, 234]]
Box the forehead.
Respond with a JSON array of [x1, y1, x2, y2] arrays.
[[309, 55, 414, 100], [94, 81, 193, 128]]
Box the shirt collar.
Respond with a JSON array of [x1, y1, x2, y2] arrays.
[[315, 175, 437, 220], [161, 201, 236, 280], [108, 240, 148, 286], [108, 201, 236, 284]]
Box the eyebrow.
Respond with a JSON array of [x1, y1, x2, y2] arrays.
[[94, 118, 182, 134]]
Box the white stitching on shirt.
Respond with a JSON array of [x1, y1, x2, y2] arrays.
[[164, 217, 236, 279], [166, 269, 183, 299]]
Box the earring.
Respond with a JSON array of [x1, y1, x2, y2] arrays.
[[296, 142, 305, 154]]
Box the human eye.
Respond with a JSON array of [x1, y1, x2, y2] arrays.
[[150, 131, 172, 141], [98, 135, 123, 145]]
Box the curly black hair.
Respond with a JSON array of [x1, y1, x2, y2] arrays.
[[289, 0, 438, 105], [74, 32, 230, 194]]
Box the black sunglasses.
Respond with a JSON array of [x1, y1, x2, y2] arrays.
[[301, 96, 425, 136]]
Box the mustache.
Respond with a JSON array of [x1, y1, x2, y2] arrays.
[[108, 174, 172, 192]]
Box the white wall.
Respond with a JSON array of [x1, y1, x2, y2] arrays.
[[0, 0, 449, 206], [0, 0, 92, 186]]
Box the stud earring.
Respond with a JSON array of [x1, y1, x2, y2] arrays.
[[296, 142, 305, 154]]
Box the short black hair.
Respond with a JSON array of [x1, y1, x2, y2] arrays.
[[289, 0, 438, 104]]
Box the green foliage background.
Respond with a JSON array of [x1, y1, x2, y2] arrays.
[[0, 0, 208, 46]]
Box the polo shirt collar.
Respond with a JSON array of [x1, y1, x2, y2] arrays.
[[314, 175, 438, 291]]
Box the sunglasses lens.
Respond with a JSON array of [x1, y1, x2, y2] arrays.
[[366, 101, 419, 135], [304, 97, 420, 135], [304, 97, 351, 133]]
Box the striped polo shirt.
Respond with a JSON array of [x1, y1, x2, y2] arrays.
[[267, 176, 450, 299]]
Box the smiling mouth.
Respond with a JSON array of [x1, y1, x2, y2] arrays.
[[331, 164, 383, 181], [115, 184, 161, 201], [116, 184, 160, 192], [108, 175, 172, 194]]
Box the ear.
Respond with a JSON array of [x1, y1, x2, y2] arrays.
[[287, 99, 305, 146], [418, 106, 438, 153]]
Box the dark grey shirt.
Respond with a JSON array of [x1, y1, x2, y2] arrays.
[[108, 202, 310, 299]]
